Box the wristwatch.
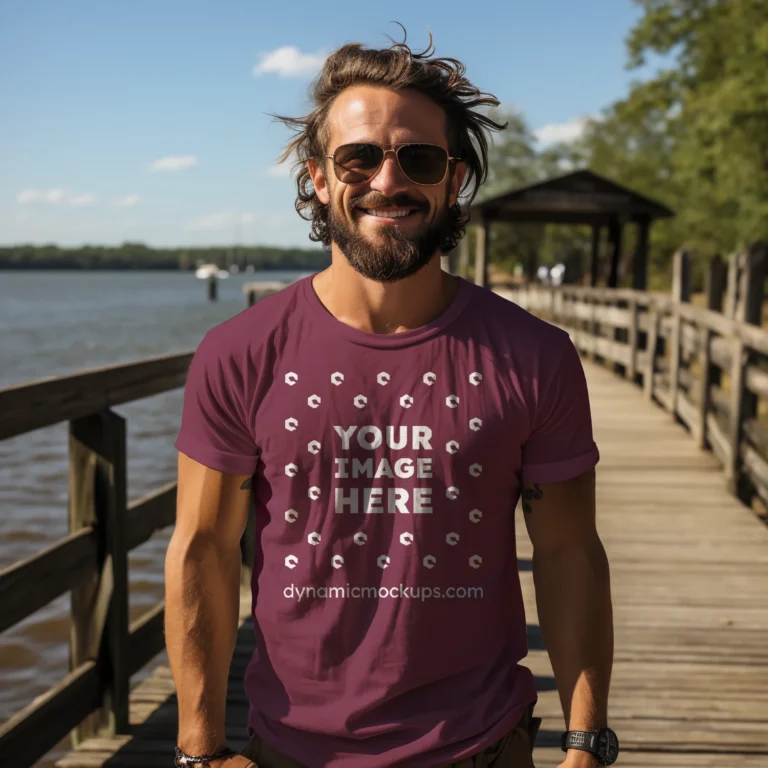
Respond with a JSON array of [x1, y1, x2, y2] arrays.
[[560, 727, 619, 765]]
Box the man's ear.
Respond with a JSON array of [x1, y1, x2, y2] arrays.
[[307, 157, 331, 205]]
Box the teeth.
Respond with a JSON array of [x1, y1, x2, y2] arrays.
[[364, 209, 412, 218]]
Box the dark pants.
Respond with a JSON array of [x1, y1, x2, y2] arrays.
[[242, 705, 541, 767]]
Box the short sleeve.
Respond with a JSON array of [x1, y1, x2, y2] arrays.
[[521, 334, 599, 484], [174, 331, 260, 475]]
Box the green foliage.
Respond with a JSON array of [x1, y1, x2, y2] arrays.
[[0, 243, 330, 271], [575, 0, 768, 284]]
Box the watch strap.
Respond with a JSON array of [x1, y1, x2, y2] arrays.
[[560, 729, 600, 755]]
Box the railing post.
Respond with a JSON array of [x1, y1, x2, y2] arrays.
[[668, 249, 692, 414], [69, 410, 130, 745], [627, 298, 638, 383], [645, 305, 659, 400], [727, 243, 766, 501], [697, 255, 726, 450]]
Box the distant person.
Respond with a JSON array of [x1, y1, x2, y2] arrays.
[[168, 25, 617, 768]]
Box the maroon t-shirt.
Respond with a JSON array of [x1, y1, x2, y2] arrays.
[[175, 273, 599, 767]]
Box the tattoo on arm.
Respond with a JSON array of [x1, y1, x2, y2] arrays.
[[240, 476, 253, 490], [522, 483, 543, 514]]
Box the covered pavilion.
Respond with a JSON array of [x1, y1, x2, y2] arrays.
[[452, 169, 674, 290]]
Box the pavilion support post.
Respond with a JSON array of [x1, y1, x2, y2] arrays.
[[590, 225, 601, 287], [633, 218, 651, 290], [474, 216, 489, 288], [607, 218, 623, 288]]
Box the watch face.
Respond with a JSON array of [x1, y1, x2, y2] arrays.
[[598, 728, 619, 766]]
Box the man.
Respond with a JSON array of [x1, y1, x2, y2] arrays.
[[168, 29, 616, 768]]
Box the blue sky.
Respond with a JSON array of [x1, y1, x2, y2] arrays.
[[1, 0, 655, 249]]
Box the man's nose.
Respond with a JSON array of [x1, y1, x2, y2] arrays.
[[368, 153, 411, 196]]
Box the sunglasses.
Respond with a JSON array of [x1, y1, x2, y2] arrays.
[[325, 143, 460, 186]]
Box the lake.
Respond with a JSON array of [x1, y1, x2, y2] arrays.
[[0, 269, 311, 764]]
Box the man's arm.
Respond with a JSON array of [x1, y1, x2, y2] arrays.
[[164, 451, 253, 757], [522, 468, 614, 765]]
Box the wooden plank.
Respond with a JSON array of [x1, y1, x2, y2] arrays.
[[707, 412, 732, 469], [0, 351, 193, 440], [125, 482, 177, 552], [0, 660, 102, 767], [0, 526, 97, 633], [127, 602, 165, 678]]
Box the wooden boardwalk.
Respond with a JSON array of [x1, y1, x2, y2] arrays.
[[56, 361, 768, 768]]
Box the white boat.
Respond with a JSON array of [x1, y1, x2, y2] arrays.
[[195, 263, 230, 280]]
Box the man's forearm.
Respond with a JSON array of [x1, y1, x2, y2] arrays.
[[533, 537, 614, 731], [164, 532, 242, 753]]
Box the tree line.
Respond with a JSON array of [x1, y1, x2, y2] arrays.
[[472, 0, 768, 291], [0, 242, 330, 271]]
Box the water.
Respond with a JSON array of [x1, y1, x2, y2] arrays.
[[0, 269, 312, 763]]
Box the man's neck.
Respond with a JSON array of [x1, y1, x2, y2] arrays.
[[311, 254, 459, 336]]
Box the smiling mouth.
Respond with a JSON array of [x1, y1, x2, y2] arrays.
[[359, 208, 422, 222]]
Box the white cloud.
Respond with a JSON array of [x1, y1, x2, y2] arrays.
[[150, 155, 198, 172], [185, 210, 292, 232], [252, 46, 327, 78], [267, 163, 294, 178], [70, 194, 97, 207], [17, 188, 65, 204], [534, 116, 592, 145], [185, 211, 236, 231], [112, 194, 140, 207]]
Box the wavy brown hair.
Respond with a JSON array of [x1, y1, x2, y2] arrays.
[[267, 24, 508, 254]]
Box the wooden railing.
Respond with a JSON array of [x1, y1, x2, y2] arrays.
[[497, 242, 768, 512], [0, 351, 254, 767]]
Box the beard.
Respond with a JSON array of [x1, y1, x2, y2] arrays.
[[327, 188, 454, 283]]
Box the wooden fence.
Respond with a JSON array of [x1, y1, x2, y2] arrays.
[[0, 353, 255, 767], [498, 242, 768, 512]]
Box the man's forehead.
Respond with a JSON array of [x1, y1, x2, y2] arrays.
[[326, 86, 447, 147]]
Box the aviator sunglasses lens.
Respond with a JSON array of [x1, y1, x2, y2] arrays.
[[333, 144, 448, 185]]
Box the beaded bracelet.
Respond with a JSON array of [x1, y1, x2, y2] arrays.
[[174, 745, 239, 766]]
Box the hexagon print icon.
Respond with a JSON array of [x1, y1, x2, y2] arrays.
[[423, 554, 436, 569], [377, 372, 390, 386], [308, 532, 321, 546], [332, 554, 344, 569], [469, 509, 483, 523], [285, 509, 298, 523], [308, 440, 321, 455], [377, 554, 390, 569], [285, 417, 298, 432], [423, 372, 436, 386], [354, 395, 367, 409], [285, 554, 298, 569], [469, 372, 483, 386], [400, 532, 414, 546], [446, 532, 459, 546], [285, 372, 298, 386], [446, 486, 459, 500], [353, 532, 367, 546], [307, 394, 321, 409], [469, 555, 483, 569], [331, 372, 344, 386], [446, 440, 459, 454], [285, 463, 298, 477], [308, 486, 321, 500], [469, 463, 483, 477], [469, 418, 482, 432], [400, 394, 414, 409], [446, 395, 459, 408]]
